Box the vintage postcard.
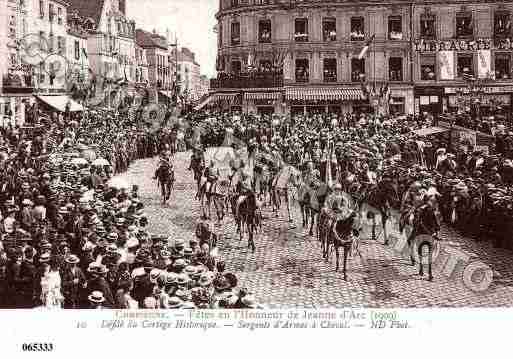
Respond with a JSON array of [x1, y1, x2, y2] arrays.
[[0, 0, 511, 357]]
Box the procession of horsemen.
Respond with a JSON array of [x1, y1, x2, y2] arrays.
[[152, 109, 513, 283]]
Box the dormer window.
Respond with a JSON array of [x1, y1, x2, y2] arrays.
[[456, 12, 473, 38]]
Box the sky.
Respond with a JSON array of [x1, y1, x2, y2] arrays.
[[128, 0, 218, 78]]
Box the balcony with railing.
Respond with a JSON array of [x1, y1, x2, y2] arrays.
[[210, 71, 283, 89]]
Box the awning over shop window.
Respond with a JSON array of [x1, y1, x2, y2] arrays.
[[285, 87, 363, 101], [36, 95, 84, 112], [194, 93, 238, 111], [244, 92, 282, 101], [412, 126, 450, 137]]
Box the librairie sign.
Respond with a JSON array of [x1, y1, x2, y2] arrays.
[[414, 38, 513, 52]]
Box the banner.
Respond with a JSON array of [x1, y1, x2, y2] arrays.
[[438, 51, 454, 80], [477, 50, 492, 79]]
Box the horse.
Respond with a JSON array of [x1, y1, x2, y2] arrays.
[[230, 191, 262, 253], [199, 177, 229, 223], [154, 160, 174, 205], [319, 207, 361, 280], [403, 197, 441, 281], [356, 178, 400, 245], [189, 154, 205, 199], [298, 179, 329, 236], [270, 165, 301, 223]]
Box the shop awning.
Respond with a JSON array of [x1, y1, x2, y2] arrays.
[[244, 92, 282, 101], [412, 126, 450, 137], [285, 87, 363, 101], [36, 95, 84, 112], [194, 93, 238, 110]]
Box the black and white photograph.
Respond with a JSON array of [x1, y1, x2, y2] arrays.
[[1, 0, 513, 342]]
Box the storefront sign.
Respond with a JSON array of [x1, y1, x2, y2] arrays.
[[414, 38, 512, 52], [445, 85, 513, 94], [477, 50, 492, 79], [438, 51, 454, 80]]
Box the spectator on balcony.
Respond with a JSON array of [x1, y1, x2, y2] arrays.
[[351, 28, 365, 40], [389, 30, 403, 40]]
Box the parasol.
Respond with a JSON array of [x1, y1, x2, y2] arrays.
[[107, 177, 130, 190], [71, 157, 88, 165], [92, 158, 110, 166]]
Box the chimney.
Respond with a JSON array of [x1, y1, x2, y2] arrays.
[[119, 0, 126, 15]]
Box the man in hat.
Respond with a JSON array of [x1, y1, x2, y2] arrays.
[[61, 255, 86, 309], [86, 263, 115, 308], [153, 153, 175, 205], [88, 290, 107, 309], [17, 246, 38, 308]]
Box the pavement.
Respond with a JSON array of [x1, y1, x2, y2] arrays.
[[115, 149, 513, 308]]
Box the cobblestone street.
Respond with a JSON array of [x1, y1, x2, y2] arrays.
[[116, 150, 513, 308]]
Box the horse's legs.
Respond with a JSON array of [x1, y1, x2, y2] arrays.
[[343, 244, 350, 281], [286, 192, 292, 223], [335, 246, 340, 272], [381, 213, 389, 245], [248, 224, 256, 253], [308, 211, 315, 236]]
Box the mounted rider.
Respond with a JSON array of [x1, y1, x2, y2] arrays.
[[203, 159, 221, 196], [399, 181, 426, 233], [153, 151, 175, 204]]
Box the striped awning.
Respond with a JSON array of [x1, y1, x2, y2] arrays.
[[244, 92, 282, 101], [285, 87, 363, 101], [194, 93, 238, 110]]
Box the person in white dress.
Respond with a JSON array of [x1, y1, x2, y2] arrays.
[[40, 261, 64, 309]]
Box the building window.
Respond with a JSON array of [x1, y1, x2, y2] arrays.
[[295, 59, 309, 82], [294, 18, 308, 42], [351, 17, 365, 41], [351, 58, 365, 82], [231, 0, 239, 7], [389, 57, 403, 81], [49, 3, 55, 22], [420, 15, 436, 39], [231, 60, 241, 74], [323, 58, 337, 82], [39, 63, 45, 83], [74, 40, 80, 60], [495, 53, 511, 80], [39, 0, 44, 18], [231, 22, 240, 45], [58, 7, 62, 25], [218, 23, 223, 47], [57, 36, 64, 54], [259, 20, 271, 43], [494, 12, 511, 38], [457, 54, 474, 78], [323, 18, 337, 42], [420, 56, 436, 80], [8, 15, 16, 38], [48, 33, 54, 52], [388, 16, 403, 40], [456, 12, 473, 38]]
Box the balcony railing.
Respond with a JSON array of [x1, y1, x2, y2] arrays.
[[211, 72, 283, 89]]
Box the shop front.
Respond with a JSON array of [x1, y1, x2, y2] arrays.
[[285, 87, 363, 116], [194, 92, 240, 112], [414, 86, 444, 117], [243, 92, 282, 115], [444, 85, 513, 121]]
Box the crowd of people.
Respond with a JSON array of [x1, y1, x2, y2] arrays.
[[184, 109, 513, 245], [0, 107, 260, 309]]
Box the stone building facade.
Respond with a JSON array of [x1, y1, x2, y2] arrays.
[[210, 0, 513, 118]]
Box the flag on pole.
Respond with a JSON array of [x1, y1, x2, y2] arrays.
[[358, 34, 375, 60], [82, 48, 88, 59]]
